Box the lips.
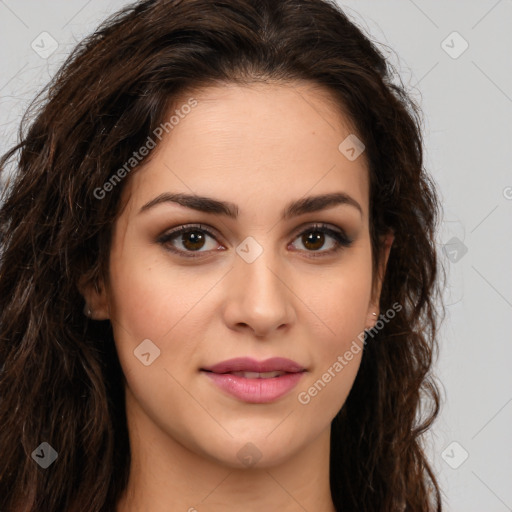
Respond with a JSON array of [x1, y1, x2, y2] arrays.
[[200, 357, 307, 403], [200, 357, 306, 374]]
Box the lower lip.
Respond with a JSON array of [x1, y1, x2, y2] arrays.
[[202, 371, 305, 403]]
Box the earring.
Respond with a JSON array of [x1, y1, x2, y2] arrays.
[[372, 312, 377, 316], [83, 303, 92, 317]]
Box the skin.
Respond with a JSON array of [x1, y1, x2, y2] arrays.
[[81, 81, 393, 512]]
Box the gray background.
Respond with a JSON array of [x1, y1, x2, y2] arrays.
[[1, 1, 511, 510]]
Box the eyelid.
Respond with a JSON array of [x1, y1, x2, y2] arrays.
[[290, 221, 344, 238]]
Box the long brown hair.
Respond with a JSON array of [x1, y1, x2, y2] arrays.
[[0, 0, 446, 510]]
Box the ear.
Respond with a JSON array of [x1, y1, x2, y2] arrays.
[[77, 274, 110, 320], [365, 231, 394, 330]]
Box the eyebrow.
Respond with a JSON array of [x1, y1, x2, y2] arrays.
[[138, 191, 363, 219]]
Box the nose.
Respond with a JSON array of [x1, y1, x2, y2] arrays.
[[222, 247, 296, 338]]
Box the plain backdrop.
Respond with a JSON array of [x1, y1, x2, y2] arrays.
[[0, 1, 511, 510]]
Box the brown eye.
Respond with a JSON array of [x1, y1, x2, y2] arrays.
[[301, 231, 326, 251], [157, 224, 223, 258], [290, 224, 353, 257], [157, 222, 353, 259], [180, 230, 207, 251]]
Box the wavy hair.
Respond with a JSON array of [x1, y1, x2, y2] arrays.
[[0, 0, 446, 510]]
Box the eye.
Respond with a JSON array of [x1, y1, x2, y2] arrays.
[[289, 223, 353, 257], [157, 224, 223, 258], [157, 222, 353, 259]]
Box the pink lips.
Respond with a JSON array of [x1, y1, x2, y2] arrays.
[[201, 357, 305, 374], [200, 357, 306, 404]]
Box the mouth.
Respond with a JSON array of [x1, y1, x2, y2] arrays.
[[199, 358, 307, 403], [201, 370, 302, 379]]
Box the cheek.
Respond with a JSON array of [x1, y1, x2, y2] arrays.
[[298, 251, 373, 348], [292, 249, 372, 414], [106, 246, 224, 387], [302, 277, 370, 338], [294, 273, 369, 419], [105, 253, 200, 415], [107, 246, 201, 340]]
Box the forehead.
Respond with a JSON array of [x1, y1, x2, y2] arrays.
[[121, 81, 369, 220]]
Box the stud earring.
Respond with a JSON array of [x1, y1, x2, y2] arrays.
[[372, 312, 377, 316], [83, 303, 93, 317]]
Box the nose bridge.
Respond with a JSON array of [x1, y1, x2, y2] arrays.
[[226, 235, 294, 334], [237, 240, 284, 303]]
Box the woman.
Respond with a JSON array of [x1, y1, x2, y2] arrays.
[[0, 0, 446, 510]]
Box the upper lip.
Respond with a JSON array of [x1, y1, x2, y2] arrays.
[[201, 357, 306, 374]]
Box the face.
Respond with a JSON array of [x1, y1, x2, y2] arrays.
[[83, 82, 393, 469]]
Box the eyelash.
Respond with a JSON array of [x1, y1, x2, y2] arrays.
[[157, 223, 353, 259]]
